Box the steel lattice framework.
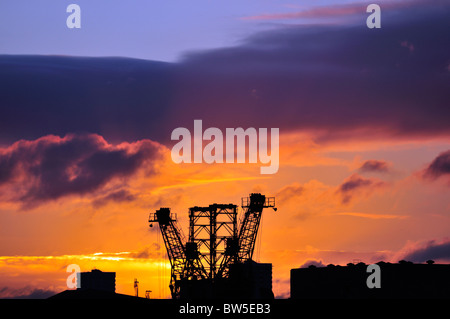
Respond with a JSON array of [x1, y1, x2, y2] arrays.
[[188, 204, 238, 280], [149, 193, 275, 299]]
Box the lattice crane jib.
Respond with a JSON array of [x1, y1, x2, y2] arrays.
[[148, 208, 187, 298], [238, 193, 276, 263]]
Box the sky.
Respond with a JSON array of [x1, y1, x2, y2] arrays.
[[0, 0, 388, 62], [0, 0, 449, 299]]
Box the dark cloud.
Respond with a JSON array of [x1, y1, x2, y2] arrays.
[[403, 239, 450, 263], [423, 150, 450, 180], [172, 1, 450, 140], [0, 133, 163, 207], [129, 243, 162, 259], [91, 189, 137, 208], [0, 56, 174, 144], [0, 286, 57, 299], [0, 1, 449, 145], [340, 174, 373, 192], [337, 173, 386, 204], [300, 260, 326, 268], [359, 160, 390, 173]]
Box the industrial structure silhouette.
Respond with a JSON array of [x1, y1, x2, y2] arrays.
[[49, 193, 450, 301], [149, 193, 276, 299]]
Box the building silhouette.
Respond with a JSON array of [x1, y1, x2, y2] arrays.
[[50, 269, 129, 299], [291, 260, 450, 299], [78, 269, 116, 293]]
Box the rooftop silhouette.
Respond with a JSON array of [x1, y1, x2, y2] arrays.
[[291, 260, 450, 299]]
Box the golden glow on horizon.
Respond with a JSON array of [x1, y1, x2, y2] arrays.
[[0, 252, 172, 298]]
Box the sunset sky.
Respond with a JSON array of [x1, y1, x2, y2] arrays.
[[0, 0, 449, 299]]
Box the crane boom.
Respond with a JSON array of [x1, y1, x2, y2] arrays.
[[237, 193, 275, 262], [148, 208, 186, 298]]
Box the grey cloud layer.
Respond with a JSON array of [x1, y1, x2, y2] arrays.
[[0, 2, 448, 145]]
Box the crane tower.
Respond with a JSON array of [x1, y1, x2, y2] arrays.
[[148, 193, 276, 299]]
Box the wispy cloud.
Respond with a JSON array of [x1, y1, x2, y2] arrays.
[[241, 3, 366, 21], [240, 0, 430, 22], [336, 212, 408, 220], [152, 175, 269, 193]]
